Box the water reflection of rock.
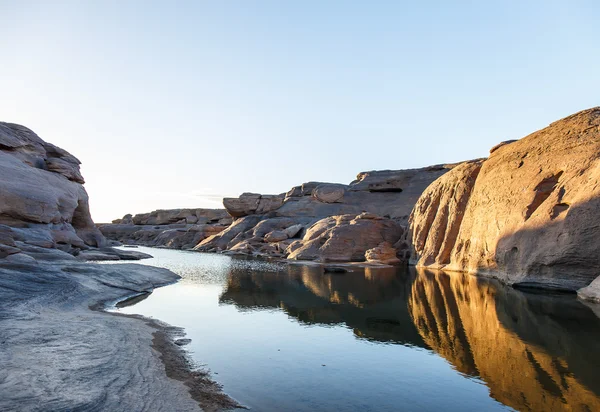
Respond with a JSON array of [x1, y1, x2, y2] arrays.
[[220, 265, 426, 346], [410, 268, 600, 411], [220, 265, 600, 410]]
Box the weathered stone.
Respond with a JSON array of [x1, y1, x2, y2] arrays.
[[578, 277, 600, 303], [287, 213, 404, 262], [264, 231, 288, 243], [313, 184, 345, 203], [411, 107, 600, 292], [223, 193, 285, 218], [409, 160, 483, 268], [283, 224, 303, 239], [365, 242, 400, 264], [0, 122, 105, 252]]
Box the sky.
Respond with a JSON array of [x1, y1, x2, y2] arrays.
[[1, 1, 599, 222]]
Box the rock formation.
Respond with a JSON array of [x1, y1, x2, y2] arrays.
[[0, 122, 145, 261], [98, 208, 232, 249], [193, 165, 462, 263], [409, 107, 600, 292], [286, 213, 404, 262]]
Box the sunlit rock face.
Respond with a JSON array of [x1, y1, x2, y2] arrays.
[[409, 268, 600, 411], [0, 122, 106, 258], [409, 107, 600, 292]]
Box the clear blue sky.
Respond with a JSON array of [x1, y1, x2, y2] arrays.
[[1, 1, 598, 222]]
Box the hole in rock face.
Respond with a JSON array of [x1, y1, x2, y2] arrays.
[[550, 203, 570, 219], [524, 171, 564, 221]]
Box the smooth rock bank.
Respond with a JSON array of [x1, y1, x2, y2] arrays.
[[0, 255, 237, 411]]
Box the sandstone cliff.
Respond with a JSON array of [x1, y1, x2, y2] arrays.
[[409, 107, 600, 293]]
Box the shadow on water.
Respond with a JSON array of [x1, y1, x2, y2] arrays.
[[219, 262, 600, 411]]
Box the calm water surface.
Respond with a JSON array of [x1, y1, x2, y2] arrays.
[[113, 247, 600, 412]]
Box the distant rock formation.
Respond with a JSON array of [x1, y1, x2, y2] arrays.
[[98, 209, 232, 249], [193, 165, 462, 263], [409, 107, 600, 293], [0, 122, 144, 262]]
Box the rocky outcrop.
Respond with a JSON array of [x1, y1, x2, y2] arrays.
[[196, 164, 462, 261], [99, 208, 231, 250], [0, 122, 142, 261], [410, 107, 600, 292], [287, 213, 404, 263]]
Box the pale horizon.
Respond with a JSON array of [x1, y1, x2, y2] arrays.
[[2, 1, 598, 222]]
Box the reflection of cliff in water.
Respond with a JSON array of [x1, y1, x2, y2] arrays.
[[220, 264, 600, 411], [220, 265, 426, 346], [409, 268, 600, 411]]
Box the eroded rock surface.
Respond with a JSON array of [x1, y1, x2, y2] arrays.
[[195, 164, 460, 261], [0, 122, 145, 261], [0, 123, 153, 262], [410, 107, 600, 292], [287, 213, 404, 262], [99, 208, 231, 249]]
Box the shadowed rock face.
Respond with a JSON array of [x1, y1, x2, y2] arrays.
[[409, 107, 600, 292], [219, 264, 600, 411], [0, 122, 107, 258]]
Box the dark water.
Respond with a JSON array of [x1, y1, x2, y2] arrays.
[[115, 247, 600, 412]]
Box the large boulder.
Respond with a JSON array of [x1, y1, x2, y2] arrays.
[[410, 107, 600, 292], [287, 213, 404, 262], [223, 193, 285, 218]]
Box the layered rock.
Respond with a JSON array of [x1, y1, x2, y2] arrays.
[[99, 208, 231, 250], [0, 122, 135, 261], [409, 107, 600, 292], [196, 164, 461, 261]]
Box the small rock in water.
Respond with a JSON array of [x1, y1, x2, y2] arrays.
[[174, 338, 191, 346]]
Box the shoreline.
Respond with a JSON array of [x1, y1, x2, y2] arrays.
[[0, 258, 239, 412], [102, 293, 244, 412]]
